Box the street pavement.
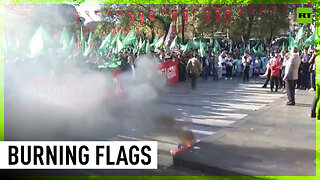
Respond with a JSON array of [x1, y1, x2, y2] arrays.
[[173, 80, 316, 176], [94, 77, 292, 175], [4, 77, 315, 176]]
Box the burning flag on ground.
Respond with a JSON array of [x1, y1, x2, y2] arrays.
[[170, 130, 196, 156]]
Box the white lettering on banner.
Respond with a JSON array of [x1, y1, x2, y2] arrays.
[[0, 141, 157, 169], [166, 66, 176, 79]]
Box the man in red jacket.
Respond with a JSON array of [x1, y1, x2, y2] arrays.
[[269, 54, 282, 92]]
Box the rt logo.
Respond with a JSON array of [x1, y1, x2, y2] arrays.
[[297, 8, 312, 23]]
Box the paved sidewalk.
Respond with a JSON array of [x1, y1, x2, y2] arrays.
[[173, 89, 316, 176]]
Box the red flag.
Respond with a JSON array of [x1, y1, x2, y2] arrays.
[[106, 10, 113, 17], [225, 7, 232, 22], [22, 6, 31, 20], [136, 28, 140, 36], [75, 11, 79, 24], [172, 25, 176, 34], [121, 27, 125, 34], [11, 5, 20, 15], [248, 5, 254, 16], [126, 27, 130, 34], [77, 34, 81, 50], [160, 9, 169, 14], [172, 9, 177, 22], [282, 4, 287, 15], [258, 5, 264, 14], [149, 10, 155, 21], [269, 4, 277, 11], [192, 8, 199, 16], [113, 28, 117, 35], [139, 10, 144, 25], [295, 4, 299, 13], [204, 7, 211, 24], [182, 9, 188, 23], [90, 40, 95, 49], [307, 2, 312, 7], [127, 10, 134, 24], [116, 10, 126, 15], [162, 30, 166, 40], [238, 6, 244, 15], [214, 8, 221, 23]]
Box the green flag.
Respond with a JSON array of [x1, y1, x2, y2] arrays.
[[140, 40, 146, 51], [170, 36, 178, 51], [289, 34, 295, 50], [259, 44, 263, 51], [83, 40, 95, 57], [116, 38, 124, 54], [252, 42, 259, 51], [29, 26, 45, 58], [281, 42, 285, 51], [69, 35, 75, 54], [80, 26, 86, 53], [154, 35, 165, 50], [138, 37, 142, 49], [99, 59, 122, 69], [111, 31, 120, 47], [180, 43, 189, 53], [146, 40, 150, 53], [87, 31, 93, 47], [295, 25, 306, 42], [123, 28, 137, 47], [60, 28, 70, 50], [121, 32, 127, 41], [213, 39, 220, 54], [303, 31, 316, 47], [99, 32, 113, 50], [199, 40, 206, 57]]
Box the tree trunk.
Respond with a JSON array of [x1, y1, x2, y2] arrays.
[[181, 5, 185, 44], [245, 16, 254, 43]]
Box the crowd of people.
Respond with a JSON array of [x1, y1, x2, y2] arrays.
[[111, 43, 316, 119]]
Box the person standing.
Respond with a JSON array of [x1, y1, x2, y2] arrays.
[[218, 51, 226, 79], [260, 60, 271, 87], [283, 47, 302, 106], [269, 56, 282, 92], [212, 54, 219, 81], [225, 53, 233, 80], [242, 53, 250, 82], [300, 48, 311, 90], [187, 53, 202, 89], [201, 53, 209, 80], [308, 48, 316, 91]]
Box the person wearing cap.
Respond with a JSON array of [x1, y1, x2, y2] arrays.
[[283, 47, 302, 106]]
